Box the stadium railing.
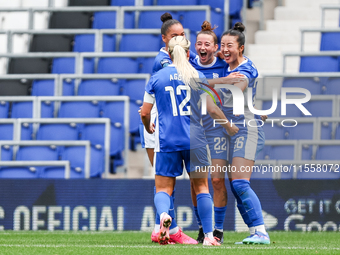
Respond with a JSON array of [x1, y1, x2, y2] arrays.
[[0, 140, 91, 178], [59, 73, 150, 96], [263, 140, 300, 160], [0, 96, 38, 118], [282, 51, 340, 73], [317, 117, 340, 139], [16, 118, 112, 178], [298, 140, 340, 161], [300, 28, 340, 51], [0, 119, 18, 140], [321, 4, 340, 28], [0, 161, 70, 176]]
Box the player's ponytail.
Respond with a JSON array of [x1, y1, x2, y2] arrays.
[[168, 36, 200, 90], [197, 20, 218, 45], [160, 12, 181, 36], [221, 22, 246, 53]]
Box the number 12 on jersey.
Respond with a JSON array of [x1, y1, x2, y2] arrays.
[[165, 85, 191, 116]]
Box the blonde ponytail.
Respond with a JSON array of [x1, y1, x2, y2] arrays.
[[168, 36, 200, 90]]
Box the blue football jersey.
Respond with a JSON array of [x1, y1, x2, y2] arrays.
[[145, 65, 208, 152], [190, 56, 227, 136], [220, 56, 260, 127]]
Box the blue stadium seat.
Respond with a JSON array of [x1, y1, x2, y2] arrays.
[[0, 101, 9, 118], [325, 78, 340, 95], [129, 100, 142, 134], [60, 146, 86, 178], [19, 123, 33, 140], [301, 144, 313, 160], [36, 124, 79, 141], [335, 124, 340, 139], [199, 0, 223, 10], [111, 0, 134, 5], [0, 166, 39, 178], [123, 11, 135, 29], [73, 34, 95, 52], [61, 79, 75, 95], [180, 10, 206, 33], [139, 57, 156, 73], [77, 79, 120, 96], [282, 77, 322, 95], [11, 101, 32, 118], [251, 165, 273, 179], [58, 101, 101, 118], [139, 11, 179, 29], [103, 35, 116, 52], [0, 124, 13, 140], [120, 34, 162, 52], [52, 58, 94, 74], [89, 145, 105, 177], [262, 100, 302, 118], [102, 101, 125, 124], [261, 123, 286, 140], [32, 79, 55, 96], [1, 146, 12, 161], [287, 122, 314, 140], [229, 0, 243, 17], [296, 168, 340, 179], [210, 9, 224, 39], [320, 121, 332, 139], [143, 0, 154, 5], [257, 145, 295, 160], [315, 145, 340, 160], [320, 32, 340, 51], [304, 100, 333, 117], [300, 56, 340, 72], [92, 11, 116, 29], [158, 0, 197, 5], [97, 57, 139, 73], [121, 79, 145, 101]]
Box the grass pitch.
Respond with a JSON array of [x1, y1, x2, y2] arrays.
[[0, 231, 339, 255]]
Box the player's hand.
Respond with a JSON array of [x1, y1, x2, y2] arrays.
[[261, 115, 268, 122], [226, 123, 239, 136], [147, 123, 155, 134], [219, 72, 245, 84]]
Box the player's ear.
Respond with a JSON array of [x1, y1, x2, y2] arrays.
[[239, 45, 244, 54], [162, 34, 166, 43]]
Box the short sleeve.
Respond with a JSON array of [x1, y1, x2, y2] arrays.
[[145, 75, 155, 95]]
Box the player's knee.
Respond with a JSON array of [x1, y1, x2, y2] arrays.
[[230, 179, 250, 198], [191, 178, 209, 194], [211, 178, 225, 191]]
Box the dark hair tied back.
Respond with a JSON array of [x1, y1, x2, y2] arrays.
[[160, 12, 181, 36], [222, 22, 246, 53], [232, 22, 245, 33], [197, 20, 218, 45]]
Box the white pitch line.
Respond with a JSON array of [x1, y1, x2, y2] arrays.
[[0, 244, 338, 250]]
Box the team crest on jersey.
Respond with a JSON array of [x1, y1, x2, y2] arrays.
[[161, 59, 170, 68], [213, 73, 219, 79]]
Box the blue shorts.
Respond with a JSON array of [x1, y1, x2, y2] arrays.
[[154, 146, 211, 177], [229, 128, 265, 164], [206, 135, 229, 161]]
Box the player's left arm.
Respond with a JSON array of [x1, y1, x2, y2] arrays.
[[141, 92, 155, 134]]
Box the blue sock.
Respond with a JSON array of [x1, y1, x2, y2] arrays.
[[214, 206, 227, 230], [169, 195, 178, 230], [193, 206, 202, 227], [154, 187, 160, 225], [231, 179, 264, 227], [230, 182, 253, 227], [197, 193, 213, 234], [154, 191, 171, 217]]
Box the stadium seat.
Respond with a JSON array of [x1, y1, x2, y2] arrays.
[[129, 100, 142, 134], [73, 34, 95, 52], [143, 0, 154, 5], [301, 144, 313, 160], [138, 57, 156, 74], [320, 32, 340, 51], [30, 34, 73, 52], [49, 12, 92, 29], [287, 122, 314, 140], [0, 101, 9, 118], [39, 101, 54, 118], [0, 124, 13, 140], [0, 79, 31, 96], [121, 79, 145, 101], [31, 79, 55, 96], [257, 145, 295, 160], [282, 77, 322, 95], [262, 100, 302, 118], [58, 101, 101, 118], [0, 166, 39, 178], [0, 12, 29, 30], [120, 34, 162, 52], [97, 57, 139, 73], [0, 0, 21, 7], [320, 121, 332, 140], [77, 79, 120, 96], [102, 35, 116, 52], [62, 79, 75, 95], [111, 0, 135, 5], [199, 0, 224, 10], [315, 145, 340, 160], [138, 11, 179, 29], [1, 146, 13, 161], [335, 124, 340, 139], [251, 165, 273, 179], [179, 11, 206, 33], [8, 58, 50, 74], [69, 0, 110, 6], [304, 100, 333, 117], [36, 124, 79, 140], [39, 166, 70, 178], [11, 101, 32, 118], [325, 78, 340, 95], [92, 11, 117, 29], [102, 101, 125, 125], [51, 58, 94, 74], [300, 56, 340, 72], [123, 11, 135, 29], [296, 167, 340, 179], [261, 123, 286, 140], [157, 0, 197, 5], [229, 0, 243, 17], [89, 145, 105, 177], [60, 146, 86, 178]]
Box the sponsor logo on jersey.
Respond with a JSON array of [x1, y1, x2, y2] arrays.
[[161, 59, 170, 68]]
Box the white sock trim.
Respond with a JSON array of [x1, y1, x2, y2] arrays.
[[154, 224, 160, 233], [169, 226, 179, 235]]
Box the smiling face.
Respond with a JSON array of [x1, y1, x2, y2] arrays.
[[220, 34, 244, 69], [162, 23, 185, 50], [195, 33, 218, 65]]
